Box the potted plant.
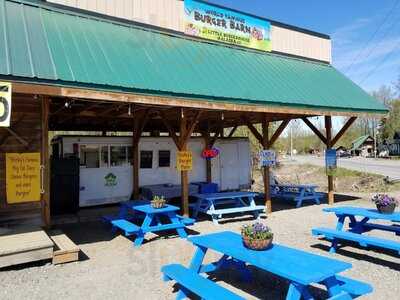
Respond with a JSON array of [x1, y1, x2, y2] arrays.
[[151, 195, 166, 209], [241, 222, 273, 250], [372, 194, 399, 214]]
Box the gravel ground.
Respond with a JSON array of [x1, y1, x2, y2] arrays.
[[0, 196, 399, 300]]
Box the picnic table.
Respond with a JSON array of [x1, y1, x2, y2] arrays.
[[271, 184, 322, 207], [191, 192, 265, 225], [162, 231, 372, 300], [313, 206, 400, 254], [106, 203, 194, 247]]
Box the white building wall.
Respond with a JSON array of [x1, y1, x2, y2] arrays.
[[47, 0, 332, 63]]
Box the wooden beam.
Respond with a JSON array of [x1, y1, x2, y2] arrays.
[[227, 125, 238, 138], [58, 102, 99, 123], [246, 121, 263, 144], [41, 96, 51, 228], [98, 104, 126, 117], [181, 110, 202, 148], [5, 128, 29, 147], [0, 114, 26, 147], [261, 116, 272, 214], [132, 109, 151, 200], [159, 111, 180, 148], [13, 82, 379, 117], [331, 117, 357, 147], [325, 116, 334, 205], [268, 120, 290, 147], [302, 117, 327, 145]]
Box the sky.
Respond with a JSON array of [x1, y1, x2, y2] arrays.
[[203, 0, 400, 94]]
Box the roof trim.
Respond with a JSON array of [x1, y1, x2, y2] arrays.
[[10, 80, 388, 117], [189, 0, 331, 40]]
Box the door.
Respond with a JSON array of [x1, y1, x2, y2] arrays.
[[219, 143, 240, 190]]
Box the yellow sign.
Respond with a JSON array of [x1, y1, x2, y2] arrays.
[[6, 153, 41, 204], [177, 151, 193, 171], [0, 82, 12, 127]]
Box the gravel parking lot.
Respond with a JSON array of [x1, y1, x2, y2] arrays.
[[0, 195, 399, 300]]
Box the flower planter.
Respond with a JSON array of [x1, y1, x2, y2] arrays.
[[242, 236, 273, 251], [151, 201, 166, 209], [376, 203, 396, 214]]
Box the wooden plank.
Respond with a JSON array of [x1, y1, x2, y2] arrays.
[[268, 119, 290, 147], [262, 117, 272, 213], [227, 125, 238, 138], [325, 116, 334, 205], [331, 117, 357, 147], [302, 117, 327, 145], [246, 121, 263, 144], [41, 96, 51, 228], [49, 230, 79, 265], [0, 229, 54, 268], [12, 82, 379, 117]]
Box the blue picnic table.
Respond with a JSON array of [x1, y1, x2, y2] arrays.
[[313, 206, 400, 254], [162, 231, 372, 300], [191, 192, 265, 225], [106, 202, 194, 247], [271, 184, 322, 207]]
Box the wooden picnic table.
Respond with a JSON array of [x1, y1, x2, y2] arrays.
[[313, 206, 400, 254], [164, 231, 371, 300], [191, 192, 265, 225], [271, 183, 322, 207], [107, 203, 194, 247]]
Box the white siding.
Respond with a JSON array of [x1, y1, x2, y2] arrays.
[[47, 0, 331, 62]]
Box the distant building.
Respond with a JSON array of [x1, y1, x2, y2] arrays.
[[388, 131, 400, 156], [350, 135, 374, 157]]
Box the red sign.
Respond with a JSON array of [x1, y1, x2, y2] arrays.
[[202, 148, 220, 159]]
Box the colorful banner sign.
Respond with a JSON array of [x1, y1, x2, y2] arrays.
[[6, 153, 41, 204], [259, 150, 276, 167], [184, 0, 271, 52], [325, 149, 337, 176], [177, 151, 193, 171]]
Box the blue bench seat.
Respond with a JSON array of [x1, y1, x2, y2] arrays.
[[334, 275, 373, 298], [176, 215, 195, 225], [162, 264, 245, 300], [111, 219, 140, 236], [312, 227, 400, 254], [207, 205, 265, 216]]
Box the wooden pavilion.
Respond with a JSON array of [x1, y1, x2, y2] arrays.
[[0, 0, 387, 227]]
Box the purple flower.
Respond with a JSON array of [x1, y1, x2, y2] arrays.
[[371, 194, 399, 207]]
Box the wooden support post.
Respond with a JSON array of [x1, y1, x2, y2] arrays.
[[262, 118, 272, 214], [132, 110, 150, 200], [325, 116, 334, 205], [202, 131, 213, 183], [161, 109, 202, 216], [41, 96, 51, 228], [180, 113, 189, 217]]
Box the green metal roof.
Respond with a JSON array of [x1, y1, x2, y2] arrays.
[[0, 0, 388, 114], [351, 135, 373, 151]]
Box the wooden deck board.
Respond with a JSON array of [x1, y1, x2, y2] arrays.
[[0, 228, 54, 268], [49, 230, 80, 265]]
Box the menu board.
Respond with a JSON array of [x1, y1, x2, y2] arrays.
[[6, 153, 41, 203]]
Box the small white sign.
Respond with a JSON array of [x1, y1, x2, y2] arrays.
[[259, 150, 276, 167], [0, 82, 12, 127]]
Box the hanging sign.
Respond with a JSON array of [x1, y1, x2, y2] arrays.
[[177, 151, 193, 171], [6, 153, 41, 204], [201, 147, 220, 160], [0, 82, 12, 127], [184, 0, 271, 52], [325, 149, 337, 176], [258, 150, 276, 167]]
